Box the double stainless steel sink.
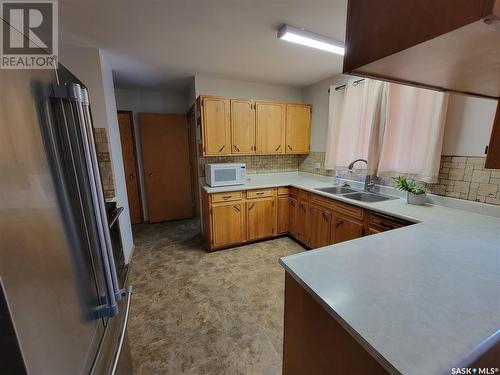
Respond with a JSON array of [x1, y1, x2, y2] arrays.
[[315, 186, 397, 203]]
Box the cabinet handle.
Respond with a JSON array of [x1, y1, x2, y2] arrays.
[[256, 192, 264, 195], [233, 145, 240, 152], [222, 195, 231, 200], [219, 145, 225, 152], [287, 145, 293, 151], [336, 220, 344, 228], [248, 203, 255, 210], [275, 145, 281, 152], [322, 212, 329, 222], [233, 206, 240, 212], [290, 201, 296, 208]]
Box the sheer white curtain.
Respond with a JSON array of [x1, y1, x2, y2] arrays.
[[377, 84, 449, 183], [325, 78, 448, 183], [324, 79, 386, 172]]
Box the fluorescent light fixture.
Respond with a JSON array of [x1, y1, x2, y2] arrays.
[[277, 24, 345, 55]]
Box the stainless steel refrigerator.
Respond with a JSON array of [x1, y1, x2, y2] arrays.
[[0, 23, 133, 375]]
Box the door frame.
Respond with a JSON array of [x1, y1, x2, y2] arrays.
[[117, 110, 144, 223]]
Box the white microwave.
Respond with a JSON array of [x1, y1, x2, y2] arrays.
[[205, 163, 246, 187]]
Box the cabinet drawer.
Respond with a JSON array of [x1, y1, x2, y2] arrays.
[[211, 191, 243, 203], [368, 212, 412, 231], [332, 201, 365, 221], [278, 186, 290, 196], [247, 189, 274, 199], [310, 194, 335, 210]]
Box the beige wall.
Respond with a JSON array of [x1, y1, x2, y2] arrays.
[[194, 75, 302, 102]]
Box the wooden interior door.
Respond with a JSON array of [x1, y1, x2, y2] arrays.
[[309, 205, 331, 248], [117, 111, 142, 224], [212, 202, 245, 247], [247, 199, 275, 241], [139, 113, 193, 223], [331, 215, 364, 244], [286, 104, 311, 154], [231, 99, 255, 154], [255, 101, 286, 154], [201, 96, 230, 155], [187, 107, 200, 217]]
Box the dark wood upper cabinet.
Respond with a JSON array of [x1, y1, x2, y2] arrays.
[[485, 103, 500, 169], [343, 0, 500, 99]]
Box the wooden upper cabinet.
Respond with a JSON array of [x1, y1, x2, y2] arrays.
[[343, 0, 500, 99], [201, 96, 230, 155], [231, 99, 255, 154], [255, 101, 286, 154], [247, 198, 276, 241], [211, 202, 245, 247], [286, 104, 311, 154], [485, 102, 500, 169]]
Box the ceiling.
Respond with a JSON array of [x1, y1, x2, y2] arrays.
[[59, 0, 347, 91]]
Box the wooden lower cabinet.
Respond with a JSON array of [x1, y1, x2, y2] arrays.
[[295, 199, 310, 246], [202, 187, 413, 251], [247, 198, 276, 241], [288, 198, 298, 237], [277, 196, 291, 234], [309, 205, 332, 248], [331, 215, 365, 244], [211, 202, 245, 248]]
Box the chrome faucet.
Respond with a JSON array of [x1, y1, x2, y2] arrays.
[[348, 159, 375, 192]]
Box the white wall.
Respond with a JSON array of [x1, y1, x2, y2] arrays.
[[114, 88, 188, 220], [59, 44, 134, 263], [301, 74, 353, 152], [442, 95, 497, 156], [194, 75, 302, 102]]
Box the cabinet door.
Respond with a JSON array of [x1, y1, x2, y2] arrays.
[[288, 198, 298, 237], [485, 102, 500, 169], [286, 104, 311, 154], [309, 205, 331, 249], [255, 101, 286, 154], [202, 96, 230, 156], [296, 200, 310, 246], [277, 196, 290, 234], [231, 99, 255, 154], [212, 203, 245, 247], [331, 216, 364, 244], [247, 199, 276, 241]]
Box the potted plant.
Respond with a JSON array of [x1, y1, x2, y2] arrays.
[[394, 176, 427, 205]]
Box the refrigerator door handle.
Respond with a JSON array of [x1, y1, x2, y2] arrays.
[[78, 87, 126, 302], [110, 286, 132, 375], [51, 83, 119, 319]]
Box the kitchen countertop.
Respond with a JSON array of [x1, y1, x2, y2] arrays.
[[203, 172, 500, 375]]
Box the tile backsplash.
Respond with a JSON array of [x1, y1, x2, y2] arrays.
[[198, 155, 301, 177], [298, 152, 500, 206], [94, 128, 115, 199]]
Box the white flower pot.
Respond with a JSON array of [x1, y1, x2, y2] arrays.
[[407, 192, 427, 205]]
